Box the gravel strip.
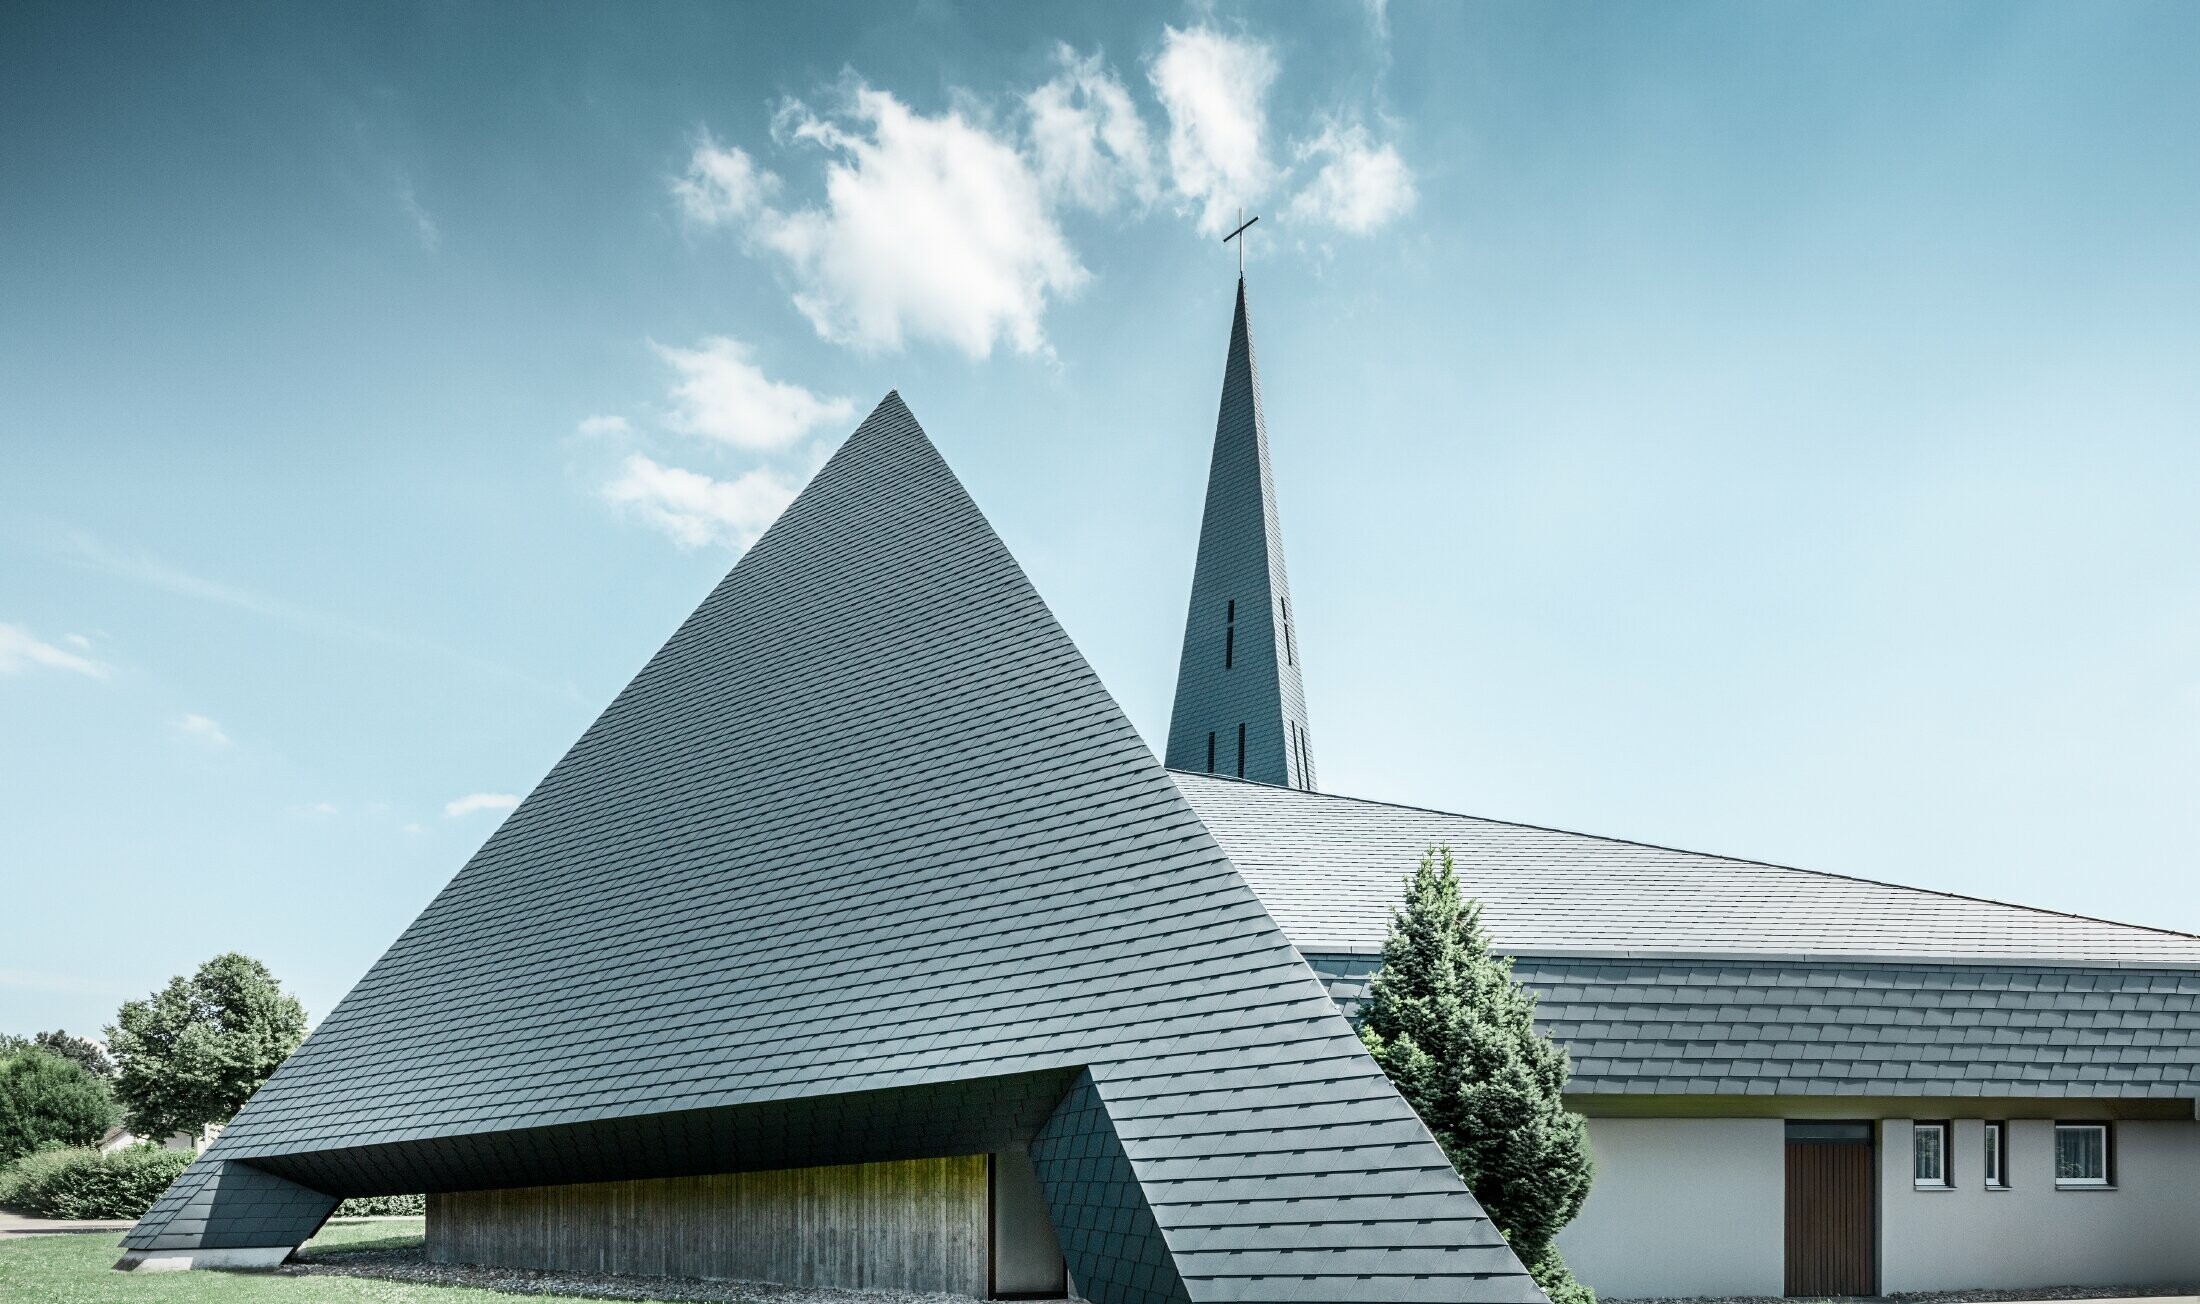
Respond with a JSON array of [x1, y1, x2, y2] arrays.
[[284, 1240, 985, 1304], [1609, 1289, 2200, 1304]]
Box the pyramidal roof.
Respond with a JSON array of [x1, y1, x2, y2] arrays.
[[1165, 277, 1317, 790], [128, 395, 1538, 1304]]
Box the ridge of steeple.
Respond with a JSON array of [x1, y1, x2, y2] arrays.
[[1164, 275, 1317, 789]]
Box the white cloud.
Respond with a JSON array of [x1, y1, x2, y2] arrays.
[[300, 801, 339, 817], [673, 136, 778, 227], [1027, 46, 1157, 212], [576, 414, 632, 438], [444, 792, 520, 818], [0, 623, 105, 678], [401, 822, 425, 835], [396, 173, 440, 250], [174, 713, 231, 747], [602, 453, 799, 550], [1286, 122, 1416, 234], [1151, 26, 1280, 237], [653, 337, 855, 452], [755, 86, 1087, 357]]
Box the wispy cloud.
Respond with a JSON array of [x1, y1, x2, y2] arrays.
[[58, 530, 583, 703], [396, 173, 440, 250], [654, 337, 856, 452], [1286, 121, 1416, 234], [674, 133, 779, 227], [174, 712, 231, 747], [1028, 45, 1158, 213], [1152, 26, 1280, 237], [603, 453, 800, 550], [577, 414, 632, 438], [0, 967, 137, 998], [445, 792, 520, 818], [0, 623, 106, 678]]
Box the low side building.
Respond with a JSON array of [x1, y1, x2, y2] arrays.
[[1178, 774, 2200, 1297]]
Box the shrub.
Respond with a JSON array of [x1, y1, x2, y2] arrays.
[[333, 1193, 425, 1216], [1359, 846, 1596, 1302], [0, 1144, 191, 1219], [0, 1048, 119, 1162]]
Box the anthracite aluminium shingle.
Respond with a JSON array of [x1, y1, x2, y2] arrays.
[[1176, 775, 2200, 1101], [1164, 277, 1316, 791], [1307, 954, 2200, 1099], [1174, 773, 2200, 965], [126, 395, 1538, 1304]]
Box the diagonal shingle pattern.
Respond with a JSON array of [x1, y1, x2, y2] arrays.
[[127, 396, 1539, 1304], [1175, 773, 2200, 966]]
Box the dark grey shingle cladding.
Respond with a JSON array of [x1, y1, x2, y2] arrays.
[[1165, 276, 1317, 789], [124, 393, 1541, 1304]]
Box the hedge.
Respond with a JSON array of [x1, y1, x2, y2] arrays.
[[0, 1144, 192, 1219], [332, 1193, 425, 1216]]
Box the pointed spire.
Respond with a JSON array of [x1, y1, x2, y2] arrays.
[[1165, 277, 1317, 789]]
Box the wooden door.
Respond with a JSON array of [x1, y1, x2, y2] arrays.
[[1784, 1123, 1875, 1297]]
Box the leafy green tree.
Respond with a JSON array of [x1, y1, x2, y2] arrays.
[[1358, 847, 1596, 1304], [0, 1047, 120, 1161], [33, 1030, 114, 1079], [105, 953, 307, 1143]]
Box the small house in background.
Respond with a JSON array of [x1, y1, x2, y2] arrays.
[[98, 1123, 220, 1157]]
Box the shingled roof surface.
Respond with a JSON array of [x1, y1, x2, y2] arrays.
[[129, 396, 1538, 1304], [1307, 952, 2200, 1099], [1173, 773, 2200, 966], [1164, 277, 1317, 790]]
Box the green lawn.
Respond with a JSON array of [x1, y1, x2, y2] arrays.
[[0, 1218, 557, 1302]]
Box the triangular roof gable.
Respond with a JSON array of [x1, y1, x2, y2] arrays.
[[133, 396, 1538, 1304]]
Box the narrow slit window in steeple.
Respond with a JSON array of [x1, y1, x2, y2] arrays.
[[1236, 723, 1246, 777], [1207, 731, 1216, 773], [1281, 598, 1293, 666], [1225, 600, 1235, 669]]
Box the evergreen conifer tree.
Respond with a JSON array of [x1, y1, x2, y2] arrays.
[[1359, 846, 1596, 1304]]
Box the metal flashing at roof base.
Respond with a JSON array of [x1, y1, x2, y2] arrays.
[[114, 1247, 292, 1272]]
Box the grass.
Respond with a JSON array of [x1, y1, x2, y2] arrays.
[[0, 1217, 562, 1302]]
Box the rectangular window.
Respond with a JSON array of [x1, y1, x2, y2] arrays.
[[1236, 723, 1246, 778], [2054, 1123, 2111, 1187], [1280, 597, 1293, 665], [1206, 731, 1215, 773], [1984, 1122, 2005, 1188], [1912, 1121, 1949, 1188], [1224, 600, 1235, 669]]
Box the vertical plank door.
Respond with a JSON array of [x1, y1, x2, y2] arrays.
[[1784, 1122, 1875, 1297]]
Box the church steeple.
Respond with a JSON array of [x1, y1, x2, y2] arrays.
[[1165, 275, 1316, 789]]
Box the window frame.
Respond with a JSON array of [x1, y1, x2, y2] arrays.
[[1983, 1121, 2007, 1189], [1912, 1120, 1952, 1189], [2053, 1121, 2113, 1189]]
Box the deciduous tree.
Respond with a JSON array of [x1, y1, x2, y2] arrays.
[[105, 954, 307, 1143]]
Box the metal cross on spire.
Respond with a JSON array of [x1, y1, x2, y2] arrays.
[[1223, 207, 1258, 275]]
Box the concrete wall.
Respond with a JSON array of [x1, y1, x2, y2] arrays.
[[1557, 1118, 1787, 1299], [1880, 1117, 2200, 1291], [430, 1154, 992, 1294]]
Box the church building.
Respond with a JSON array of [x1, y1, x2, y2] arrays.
[[123, 276, 2200, 1300]]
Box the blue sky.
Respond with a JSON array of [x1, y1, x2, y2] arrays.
[[4, 1, 2197, 1035]]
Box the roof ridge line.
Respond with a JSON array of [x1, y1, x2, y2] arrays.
[[1168, 770, 2200, 945]]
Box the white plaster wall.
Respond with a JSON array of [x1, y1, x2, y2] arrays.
[[1557, 1118, 1786, 1299], [1880, 1117, 2200, 1291]]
